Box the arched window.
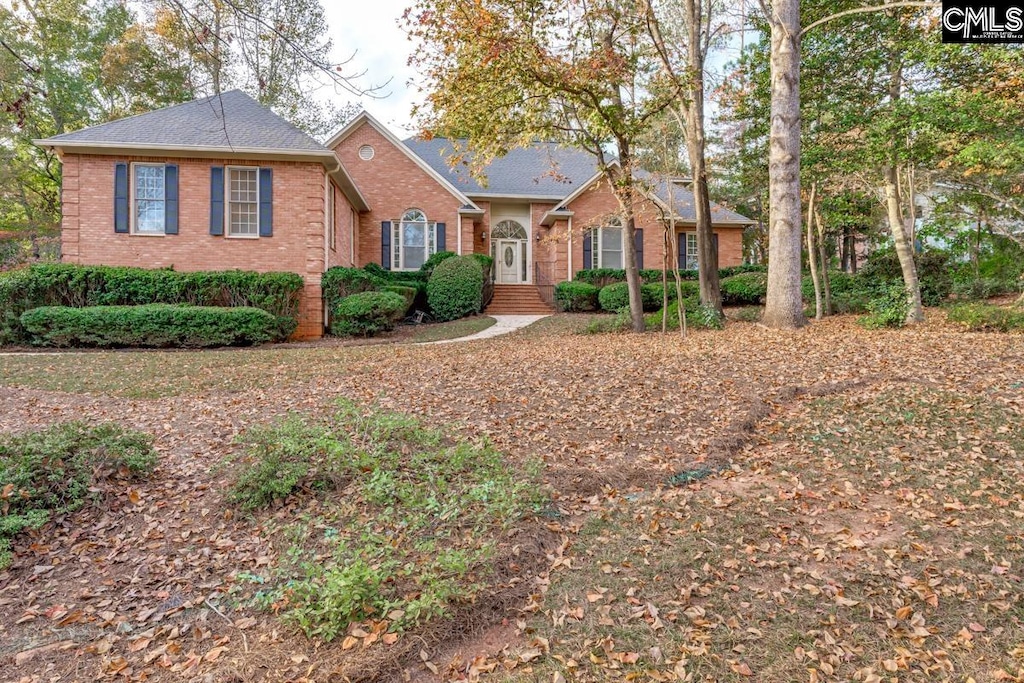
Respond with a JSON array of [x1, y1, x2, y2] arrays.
[[491, 219, 528, 240], [392, 208, 437, 270], [590, 217, 623, 269]]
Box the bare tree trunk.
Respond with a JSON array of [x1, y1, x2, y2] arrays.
[[662, 231, 669, 334], [815, 207, 831, 314], [762, 0, 807, 329], [681, 0, 721, 315], [806, 182, 823, 320], [883, 164, 924, 322], [667, 181, 687, 337]]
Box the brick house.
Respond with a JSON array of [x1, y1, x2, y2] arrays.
[[36, 91, 753, 338]]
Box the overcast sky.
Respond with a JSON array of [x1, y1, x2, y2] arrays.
[[321, 1, 420, 136]]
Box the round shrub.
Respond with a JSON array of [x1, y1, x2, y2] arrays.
[[427, 255, 485, 322], [720, 272, 768, 306], [555, 281, 600, 312], [321, 267, 377, 312], [330, 291, 407, 337], [419, 251, 457, 276], [598, 282, 666, 312]]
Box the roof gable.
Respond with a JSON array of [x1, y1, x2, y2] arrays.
[[37, 90, 328, 155], [647, 178, 753, 224]]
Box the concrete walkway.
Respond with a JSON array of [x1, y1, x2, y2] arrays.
[[420, 315, 549, 345]]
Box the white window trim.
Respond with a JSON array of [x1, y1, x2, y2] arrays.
[[225, 165, 261, 239], [392, 210, 437, 271], [684, 232, 698, 270], [591, 224, 624, 269], [130, 162, 167, 236]]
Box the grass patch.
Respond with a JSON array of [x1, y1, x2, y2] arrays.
[[0, 347, 368, 398], [225, 401, 544, 641], [0, 422, 157, 568], [507, 384, 1024, 682], [406, 315, 496, 343]]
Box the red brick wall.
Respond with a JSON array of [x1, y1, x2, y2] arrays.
[[332, 122, 465, 267], [556, 177, 746, 279], [60, 153, 331, 338]]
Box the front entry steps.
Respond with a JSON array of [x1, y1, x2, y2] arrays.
[[484, 284, 554, 315]]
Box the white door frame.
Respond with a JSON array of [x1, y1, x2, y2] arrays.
[[496, 239, 523, 283]]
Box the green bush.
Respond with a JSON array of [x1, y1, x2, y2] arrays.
[[950, 276, 1018, 301], [720, 272, 768, 305], [381, 285, 417, 311], [597, 282, 666, 312], [0, 264, 302, 343], [20, 305, 278, 347], [859, 284, 910, 329], [575, 265, 766, 287], [419, 251, 457, 277], [583, 297, 724, 333], [427, 255, 485, 322], [330, 291, 407, 337], [321, 267, 378, 313], [947, 303, 1024, 332], [859, 249, 952, 307], [554, 281, 600, 312], [0, 422, 157, 568]]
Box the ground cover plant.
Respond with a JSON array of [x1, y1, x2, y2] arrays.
[[225, 402, 543, 642], [0, 422, 157, 568], [0, 314, 1022, 681]]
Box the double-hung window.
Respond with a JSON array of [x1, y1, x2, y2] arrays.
[[227, 167, 260, 237], [590, 218, 624, 269], [685, 233, 698, 270], [392, 209, 436, 270], [133, 164, 166, 234]]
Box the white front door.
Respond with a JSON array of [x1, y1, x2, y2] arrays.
[[496, 239, 522, 284]]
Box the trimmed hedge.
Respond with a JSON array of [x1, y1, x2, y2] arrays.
[[321, 267, 378, 312], [330, 291, 408, 337], [427, 255, 485, 322], [645, 298, 725, 331], [598, 282, 669, 312], [555, 281, 600, 312], [20, 305, 279, 348], [381, 285, 417, 311], [720, 272, 768, 306], [0, 264, 302, 343], [419, 251, 457, 277], [574, 264, 766, 287]]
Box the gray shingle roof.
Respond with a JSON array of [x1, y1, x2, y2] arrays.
[[404, 138, 600, 199], [38, 90, 329, 154], [648, 177, 753, 224]]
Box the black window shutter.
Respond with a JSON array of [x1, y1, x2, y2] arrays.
[[258, 168, 273, 237], [114, 163, 129, 233], [164, 165, 179, 235], [582, 229, 592, 272], [436, 222, 446, 252], [381, 221, 392, 270], [634, 228, 644, 270], [209, 167, 224, 236], [678, 232, 686, 270]]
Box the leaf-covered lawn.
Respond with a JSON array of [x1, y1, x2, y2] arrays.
[[0, 313, 1022, 681]]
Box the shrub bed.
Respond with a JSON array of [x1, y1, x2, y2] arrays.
[[859, 285, 910, 329], [554, 281, 600, 312], [0, 264, 302, 343], [947, 303, 1024, 332], [330, 291, 408, 337], [0, 422, 157, 568], [20, 304, 279, 347], [720, 272, 768, 306], [427, 255, 485, 322], [598, 282, 668, 312], [574, 264, 766, 287]]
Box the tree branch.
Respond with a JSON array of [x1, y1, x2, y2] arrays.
[[801, 1, 940, 37]]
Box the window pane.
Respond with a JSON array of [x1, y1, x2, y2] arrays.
[[402, 222, 426, 269], [228, 168, 259, 236], [686, 234, 698, 270], [133, 166, 165, 233], [601, 226, 622, 251], [603, 248, 623, 269]]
